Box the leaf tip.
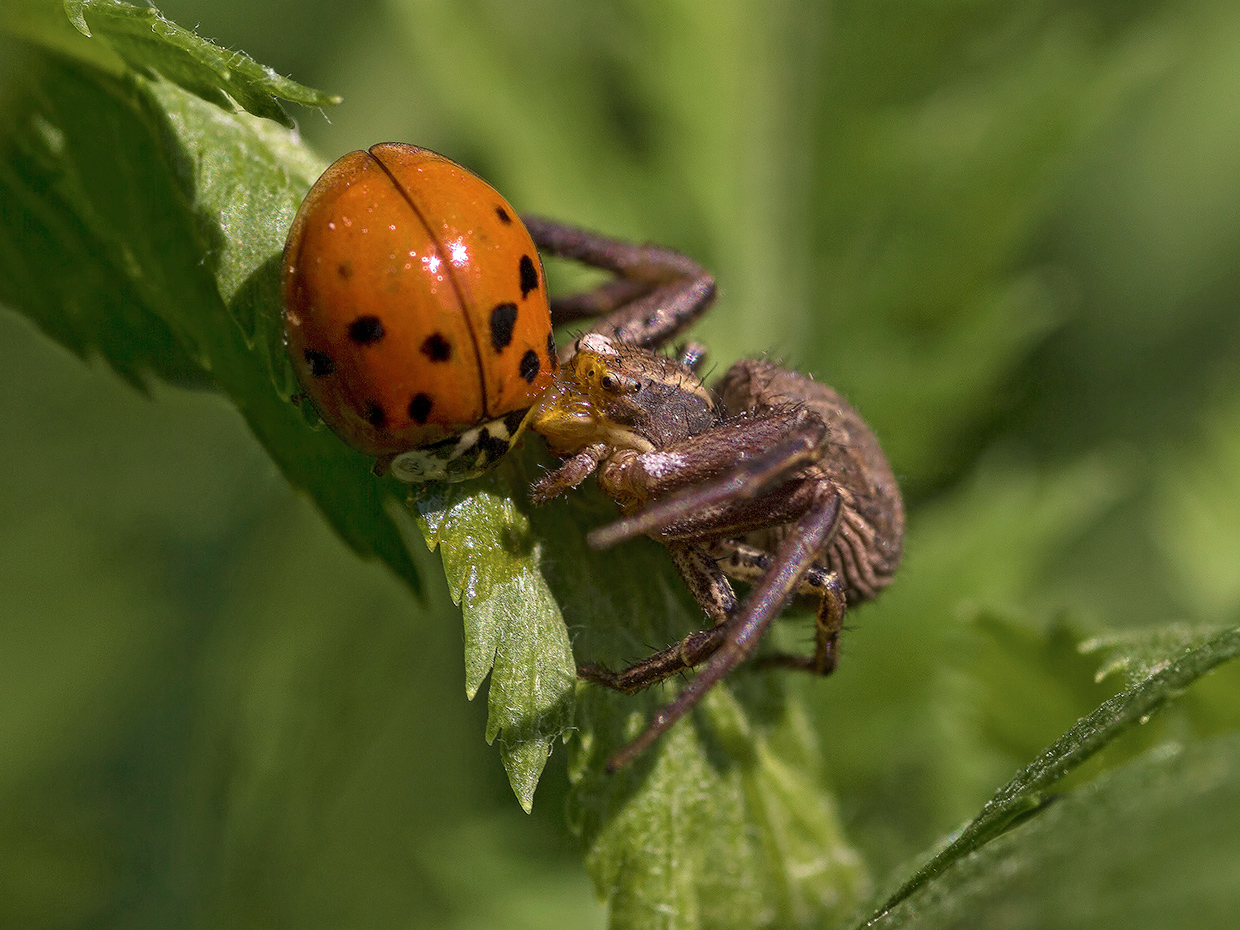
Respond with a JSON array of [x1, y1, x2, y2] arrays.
[[501, 736, 553, 813], [64, 0, 91, 37]]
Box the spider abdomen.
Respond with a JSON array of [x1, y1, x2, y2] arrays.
[[713, 359, 904, 603]]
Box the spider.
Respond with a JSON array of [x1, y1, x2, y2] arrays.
[[528, 332, 905, 770], [284, 146, 903, 769]]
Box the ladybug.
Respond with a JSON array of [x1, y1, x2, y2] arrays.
[[283, 143, 716, 482], [283, 143, 556, 481]]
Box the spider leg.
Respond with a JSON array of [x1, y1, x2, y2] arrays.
[[582, 279, 716, 355], [529, 442, 611, 504], [606, 489, 843, 771], [578, 625, 728, 693], [589, 409, 830, 549], [523, 216, 707, 284], [579, 544, 738, 693], [521, 216, 716, 354], [548, 279, 655, 324], [713, 541, 846, 676]]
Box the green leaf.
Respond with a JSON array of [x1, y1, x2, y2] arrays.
[[412, 462, 870, 923], [933, 612, 1240, 836], [62, 0, 338, 125], [863, 730, 1240, 930], [867, 624, 1240, 921], [0, 41, 421, 588], [1082, 623, 1236, 687], [496, 478, 859, 929], [941, 611, 1123, 802], [413, 474, 576, 812], [569, 684, 868, 930], [1081, 622, 1240, 744]]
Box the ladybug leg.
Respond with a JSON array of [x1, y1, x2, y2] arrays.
[[522, 216, 716, 352]]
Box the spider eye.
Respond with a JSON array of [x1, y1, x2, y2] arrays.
[[600, 374, 617, 390]]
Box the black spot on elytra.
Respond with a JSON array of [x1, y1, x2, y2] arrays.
[[490, 303, 518, 352], [477, 428, 511, 462], [519, 254, 539, 299], [363, 402, 387, 429], [495, 205, 512, 224], [421, 333, 452, 362], [519, 349, 540, 383], [546, 332, 558, 369], [304, 349, 335, 378], [408, 393, 434, 425], [349, 315, 385, 345], [337, 261, 354, 280]]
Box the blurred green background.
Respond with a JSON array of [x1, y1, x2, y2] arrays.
[[4, 0, 1240, 927]]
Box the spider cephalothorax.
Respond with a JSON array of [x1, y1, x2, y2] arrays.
[[529, 335, 717, 500], [531, 335, 904, 769]]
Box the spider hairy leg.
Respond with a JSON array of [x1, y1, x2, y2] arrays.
[[577, 542, 740, 693], [578, 626, 728, 695], [547, 278, 654, 323], [605, 491, 843, 771], [589, 408, 831, 548], [529, 442, 610, 504], [522, 216, 717, 358], [714, 540, 847, 676], [527, 342, 904, 767]]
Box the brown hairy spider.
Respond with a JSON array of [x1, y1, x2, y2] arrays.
[[528, 334, 905, 770]]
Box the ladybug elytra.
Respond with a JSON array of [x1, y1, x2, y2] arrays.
[[282, 143, 556, 481]]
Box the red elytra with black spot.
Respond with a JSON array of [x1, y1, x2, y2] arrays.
[[282, 143, 555, 457]]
